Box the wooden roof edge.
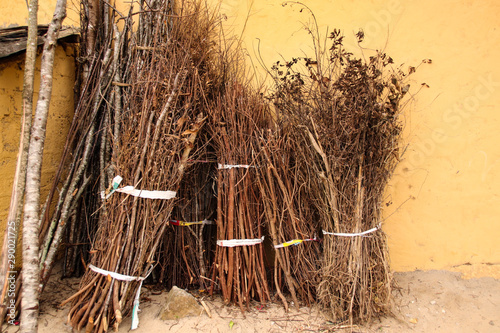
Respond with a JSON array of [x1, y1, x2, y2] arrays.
[[0, 25, 79, 59]]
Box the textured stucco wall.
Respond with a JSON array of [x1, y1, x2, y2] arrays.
[[0, 0, 79, 28]]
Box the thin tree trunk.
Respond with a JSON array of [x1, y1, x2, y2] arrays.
[[0, 0, 38, 327], [21, 0, 67, 331]]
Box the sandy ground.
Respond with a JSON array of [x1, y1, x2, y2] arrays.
[[5, 269, 500, 333]]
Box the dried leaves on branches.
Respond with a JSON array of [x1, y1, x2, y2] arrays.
[[267, 26, 410, 322]]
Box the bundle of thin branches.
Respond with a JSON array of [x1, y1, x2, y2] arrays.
[[158, 156, 218, 290], [269, 27, 409, 323], [208, 83, 272, 311], [64, 1, 226, 331], [254, 127, 322, 310], [1, 0, 134, 325], [56, 0, 134, 280], [38, 0, 132, 286]]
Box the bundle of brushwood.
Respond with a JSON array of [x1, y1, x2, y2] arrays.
[[268, 27, 410, 323], [38, 0, 135, 291], [255, 128, 322, 310], [63, 1, 228, 331], [158, 158, 218, 290], [0, 0, 137, 325], [50, 0, 135, 281], [208, 83, 272, 311]]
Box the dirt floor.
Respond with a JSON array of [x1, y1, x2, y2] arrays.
[[5, 269, 500, 332]]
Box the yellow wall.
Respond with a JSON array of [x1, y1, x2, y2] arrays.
[[0, 2, 77, 258], [214, 0, 500, 278], [0, 0, 80, 27], [1, 0, 499, 278], [0, 47, 76, 220]]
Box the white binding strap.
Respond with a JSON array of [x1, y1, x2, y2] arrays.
[[217, 236, 265, 247], [322, 225, 380, 237], [115, 186, 176, 199], [217, 163, 254, 170], [101, 175, 176, 200], [88, 264, 152, 330]]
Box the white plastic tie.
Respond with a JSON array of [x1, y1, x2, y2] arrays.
[[322, 224, 380, 237], [217, 163, 254, 170], [115, 186, 177, 199], [216, 236, 265, 247], [88, 264, 153, 330], [101, 175, 176, 200]]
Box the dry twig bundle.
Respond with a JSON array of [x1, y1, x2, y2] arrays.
[[255, 128, 322, 310], [64, 1, 227, 331], [208, 83, 272, 310], [268, 24, 409, 322], [159, 159, 217, 290]]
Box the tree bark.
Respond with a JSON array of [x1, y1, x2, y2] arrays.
[[0, 0, 38, 327], [21, 0, 67, 331]]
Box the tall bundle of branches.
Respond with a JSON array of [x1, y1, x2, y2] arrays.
[[64, 1, 227, 331], [0, 0, 133, 326], [255, 126, 323, 310], [158, 158, 217, 290], [39, 0, 130, 289], [208, 82, 272, 310], [51, 0, 133, 280], [269, 26, 409, 322]]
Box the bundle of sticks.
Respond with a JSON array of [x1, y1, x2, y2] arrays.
[[0, 0, 136, 326], [255, 128, 323, 310], [267, 28, 408, 322], [158, 159, 217, 290], [63, 1, 228, 331], [208, 83, 272, 310]]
